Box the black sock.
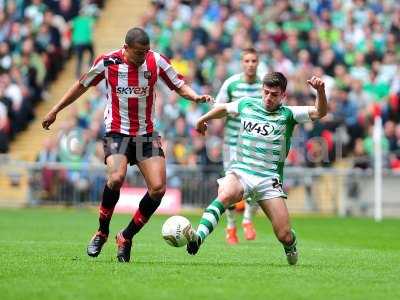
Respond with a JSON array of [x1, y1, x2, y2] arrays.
[[122, 192, 161, 239], [98, 184, 120, 235]]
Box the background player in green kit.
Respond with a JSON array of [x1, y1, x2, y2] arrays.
[[187, 72, 328, 265], [215, 48, 262, 245]]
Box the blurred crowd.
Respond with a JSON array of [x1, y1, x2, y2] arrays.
[[139, 0, 400, 170], [0, 0, 103, 153], [25, 0, 400, 176]]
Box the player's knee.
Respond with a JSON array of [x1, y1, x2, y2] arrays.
[[148, 183, 166, 200], [108, 173, 125, 190], [217, 190, 235, 207], [276, 228, 292, 245]]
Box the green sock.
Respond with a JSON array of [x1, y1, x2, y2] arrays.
[[196, 199, 225, 243]]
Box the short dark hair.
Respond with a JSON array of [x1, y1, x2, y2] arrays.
[[242, 47, 258, 57], [262, 72, 287, 92], [125, 27, 150, 46]]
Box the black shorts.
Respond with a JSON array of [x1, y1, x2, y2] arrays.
[[102, 132, 165, 165]]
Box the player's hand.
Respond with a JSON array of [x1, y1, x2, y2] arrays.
[[195, 94, 214, 104], [42, 111, 57, 130], [307, 76, 325, 92], [195, 119, 208, 135]]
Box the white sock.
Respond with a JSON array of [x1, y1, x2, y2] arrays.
[[225, 207, 236, 229], [243, 201, 257, 224]]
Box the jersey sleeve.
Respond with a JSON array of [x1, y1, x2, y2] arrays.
[[215, 79, 230, 104], [79, 55, 105, 87], [157, 54, 185, 91], [287, 106, 312, 124], [224, 100, 240, 115]]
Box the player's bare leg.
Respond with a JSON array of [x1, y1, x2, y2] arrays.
[[242, 201, 257, 240], [187, 173, 244, 255], [117, 156, 166, 262], [258, 197, 298, 265], [87, 154, 128, 257]]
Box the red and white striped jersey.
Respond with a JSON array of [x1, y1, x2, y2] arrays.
[[79, 49, 184, 136]]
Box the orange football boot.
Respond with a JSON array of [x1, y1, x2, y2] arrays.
[[225, 227, 239, 245], [242, 222, 256, 240]]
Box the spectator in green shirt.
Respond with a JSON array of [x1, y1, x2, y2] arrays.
[[71, 10, 95, 78]]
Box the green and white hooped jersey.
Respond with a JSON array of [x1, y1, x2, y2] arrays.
[[215, 73, 262, 148], [225, 97, 312, 181]]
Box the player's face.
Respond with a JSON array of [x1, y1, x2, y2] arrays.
[[262, 85, 285, 111], [124, 43, 150, 66], [241, 53, 258, 77]]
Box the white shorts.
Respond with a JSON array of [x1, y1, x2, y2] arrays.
[[217, 168, 287, 203]]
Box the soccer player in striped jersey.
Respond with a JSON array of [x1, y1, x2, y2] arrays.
[[42, 27, 213, 263], [187, 72, 327, 265], [215, 48, 262, 245]]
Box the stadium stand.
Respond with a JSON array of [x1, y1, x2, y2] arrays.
[[0, 0, 133, 205], [0, 0, 105, 153], [30, 0, 400, 170], [137, 0, 400, 171], [3, 0, 400, 212]]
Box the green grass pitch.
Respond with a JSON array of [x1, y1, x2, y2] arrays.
[[0, 208, 399, 300]]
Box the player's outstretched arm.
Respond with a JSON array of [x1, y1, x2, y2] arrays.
[[195, 104, 229, 135], [176, 83, 214, 104], [42, 81, 90, 130], [307, 76, 328, 121]]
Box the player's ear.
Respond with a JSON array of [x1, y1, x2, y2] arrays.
[[281, 91, 288, 101], [123, 44, 128, 50]]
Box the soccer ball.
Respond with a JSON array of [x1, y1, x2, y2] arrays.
[[161, 216, 192, 247]]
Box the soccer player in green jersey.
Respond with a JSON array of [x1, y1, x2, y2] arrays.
[[215, 48, 263, 245], [187, 72, 327, 265]]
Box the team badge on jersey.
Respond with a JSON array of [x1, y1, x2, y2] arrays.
[[144, 71, 152, 79]]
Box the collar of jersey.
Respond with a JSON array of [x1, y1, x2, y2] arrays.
[[265, 104, 282, 113], [240, 72, 261, 84]]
